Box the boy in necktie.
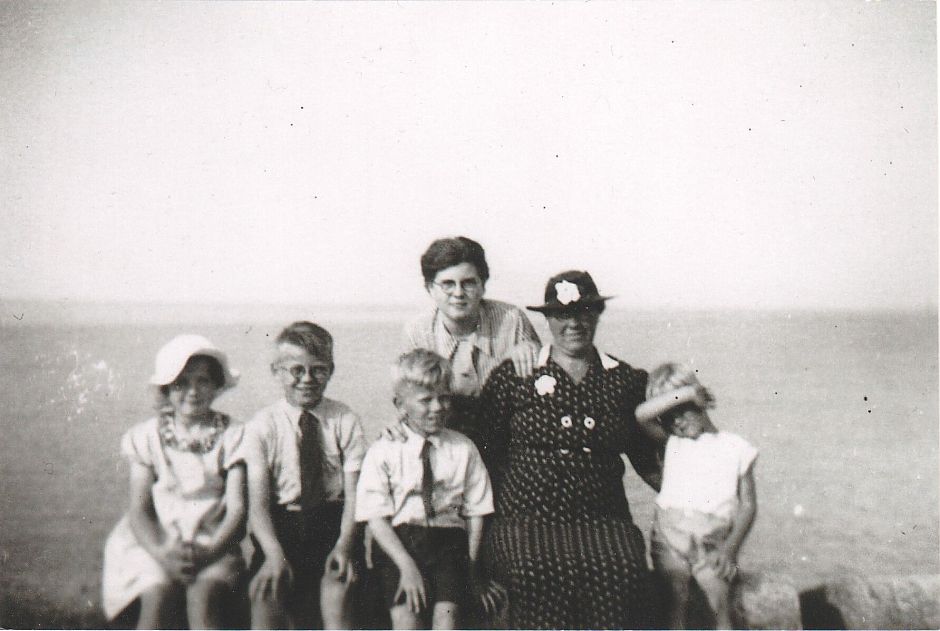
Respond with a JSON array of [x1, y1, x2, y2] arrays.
[[244, 321, 365, 629], [355, 349, 498, 629]]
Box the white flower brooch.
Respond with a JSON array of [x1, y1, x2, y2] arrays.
[[535, 375, 557, 396], [555, 280, 581, 305]]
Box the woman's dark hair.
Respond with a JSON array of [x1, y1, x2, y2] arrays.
[[158, 354, 225, 397], [420, 236, 490, 285]]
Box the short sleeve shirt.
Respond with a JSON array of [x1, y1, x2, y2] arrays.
[[355, 425, 494, 529], [121, 412, 245, 544], [656, 431, 758, 520], [243, 398, 365, 506]]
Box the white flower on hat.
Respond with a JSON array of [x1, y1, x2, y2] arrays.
[[535, 374, 557, 396], [555, 280, 581, 305]]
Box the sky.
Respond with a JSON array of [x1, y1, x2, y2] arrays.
[[0, 1, 936, 311]]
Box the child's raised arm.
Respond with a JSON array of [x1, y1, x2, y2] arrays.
[[368, 517, 427, 614], [634, 384, 714, 440], [126, 462, 195, 582]]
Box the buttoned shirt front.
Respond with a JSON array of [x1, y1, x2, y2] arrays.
[[244, 398, 365, 506], [355, 424, 494, 529]]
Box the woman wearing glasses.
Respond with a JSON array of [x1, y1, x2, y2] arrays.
[[402, 236, 541, 445]]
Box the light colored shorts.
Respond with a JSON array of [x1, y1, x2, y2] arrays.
[[651, 506, 732, 579]]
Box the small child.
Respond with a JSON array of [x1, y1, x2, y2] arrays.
[[355, 349, 495, 629], [635, 363, 758, 630], [244, 321, 365, 629], [102, 334, 246, 629]]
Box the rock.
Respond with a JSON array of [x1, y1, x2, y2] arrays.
[[818, 574, 940, 629], [733, 571, 802, 629]]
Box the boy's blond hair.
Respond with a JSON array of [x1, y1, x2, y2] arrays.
[[392, 349, 452, 394], [646, 362, 702, 399]]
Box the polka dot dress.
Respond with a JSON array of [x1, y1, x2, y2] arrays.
[[478, 350, 661, 629]]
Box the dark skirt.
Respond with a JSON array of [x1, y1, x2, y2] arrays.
[[489, 515, 658, 629]]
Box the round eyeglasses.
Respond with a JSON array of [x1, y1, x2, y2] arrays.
[[276, 363, 332, 381], [431, 278, 483, 295]]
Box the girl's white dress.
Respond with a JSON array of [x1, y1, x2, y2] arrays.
[[102, 412, 246, 620]]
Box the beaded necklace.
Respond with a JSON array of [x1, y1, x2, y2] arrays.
[[158, 410, 229, 453]]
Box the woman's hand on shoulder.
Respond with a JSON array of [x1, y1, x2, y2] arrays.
[[505, 341, 540, 379], [379, 417, 409, 442]]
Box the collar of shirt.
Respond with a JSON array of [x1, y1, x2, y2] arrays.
[[535, 344, 620, 370], [401, 421, 443, 452], [278, 398, 327, 434], [432, 300, 495, 360]]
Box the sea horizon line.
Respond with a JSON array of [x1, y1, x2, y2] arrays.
[[1, 297, 935, 328]]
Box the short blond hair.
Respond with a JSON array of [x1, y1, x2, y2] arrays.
[[646, 362, 702, 399], [392, 349, 452, 394]]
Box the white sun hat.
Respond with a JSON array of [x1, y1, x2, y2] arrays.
[[150, 334, 240, 389]]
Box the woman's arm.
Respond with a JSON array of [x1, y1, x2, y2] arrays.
[[505, 309, 541, 378], [197, 463, 247, 567], [127, 462, 194, 582], [477, 363, 515, 489]]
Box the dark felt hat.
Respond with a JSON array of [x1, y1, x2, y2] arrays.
[[526, 270, 613, 313]]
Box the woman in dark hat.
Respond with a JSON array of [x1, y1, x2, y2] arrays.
[[477, 270, 663, 629]]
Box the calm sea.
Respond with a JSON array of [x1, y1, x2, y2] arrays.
[[1, 305, 937, 622]]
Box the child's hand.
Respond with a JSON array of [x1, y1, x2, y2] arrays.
[[324, 544, 357, 584], [692, 385, 716, 410], [394, 560, 427, 614], [158, 540, 196, 583], [473, 577, 508, 617], [710, 544, 738, 581], [249, 553, 293, 603]]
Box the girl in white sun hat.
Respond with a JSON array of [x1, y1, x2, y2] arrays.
[[102, 334, 247, 629]]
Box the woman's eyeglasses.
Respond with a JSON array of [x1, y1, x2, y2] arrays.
[[432, 278, 483, 295]]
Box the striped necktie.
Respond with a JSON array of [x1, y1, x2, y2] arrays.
[[420, 439, 435, 519], [298, 410, 324, 510]]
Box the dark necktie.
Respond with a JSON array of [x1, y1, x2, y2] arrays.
[[420, 439, 435, 519], [298, 411, 324, 510]]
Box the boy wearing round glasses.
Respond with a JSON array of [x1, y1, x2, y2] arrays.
[[244, 321, 365, 629]]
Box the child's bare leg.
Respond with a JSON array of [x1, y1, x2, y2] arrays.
[[138, 582, 183, 629], [653, 541, 693, 629], [320, 572, 355, 629], [390, 603, 422, 630], [694, 565, 733, 630], [186, 578, 229, 629], [431, 601, 458, 630]]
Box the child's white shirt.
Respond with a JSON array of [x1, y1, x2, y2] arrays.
[[656, 431, 758, 521]]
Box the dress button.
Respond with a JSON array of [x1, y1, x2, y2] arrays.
[[559, 448, 571, 455], [582, 446, 592, 453], [560, 415, 573, 428], [584, 416, 596, 429]]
